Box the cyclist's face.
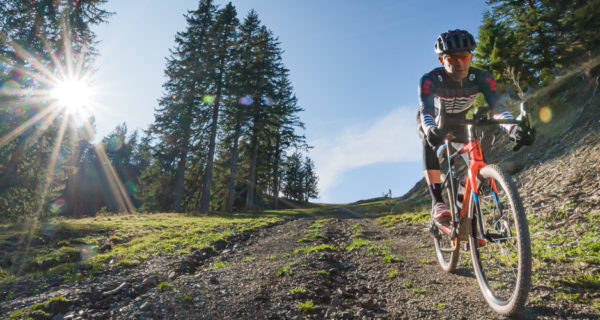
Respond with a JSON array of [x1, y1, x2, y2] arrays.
[[438, 51, 473, 81]]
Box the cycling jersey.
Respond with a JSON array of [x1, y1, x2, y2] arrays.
[[418, 66, 513, 134], [417, 66, 514, 171]]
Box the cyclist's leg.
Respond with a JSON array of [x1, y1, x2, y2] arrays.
[[416, 113, 449, 223]]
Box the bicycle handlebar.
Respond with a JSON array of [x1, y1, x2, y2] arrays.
[[438, 102, 533, 151]]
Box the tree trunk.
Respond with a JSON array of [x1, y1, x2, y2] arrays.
[[200, 84, 222, 213], [272, 140, 281, 210], [245, 127, 259, 211], [226, 125, 241, 212], [172, 128, 191, 212]]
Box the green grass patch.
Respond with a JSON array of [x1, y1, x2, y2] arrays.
[[277, 265, 293, 277], [316, 269, 330, 277], [346, 239, 371, 251], [294, 244, 337, 255], [298, 300, 316, 313], [377, 210, 429, 227], [157, 281, 174, 292], [0, 212, 291, 285], [241, 256, 256, 262], [383, 254, 399, 263], [207, 261, 227, 270], [289, 287, 306, 295], [7, 296, 69, 320]]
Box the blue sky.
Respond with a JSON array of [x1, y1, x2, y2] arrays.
[[93, 0, 488, 203]]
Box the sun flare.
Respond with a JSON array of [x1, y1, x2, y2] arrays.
[[50, 78, 94, 115]]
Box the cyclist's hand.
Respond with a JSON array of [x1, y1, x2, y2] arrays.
[[509, 124, 535, 146], [426, 127, 444, 148]]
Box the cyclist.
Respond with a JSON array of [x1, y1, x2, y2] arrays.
[[417, 29, 534, 225]]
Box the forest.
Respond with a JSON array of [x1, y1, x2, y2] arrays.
[[0, 0, 318, 222], [1, 0, 599, 222]]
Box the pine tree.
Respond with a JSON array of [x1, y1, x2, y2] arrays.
[[148, 0, 216, 212], [282, 152, 304, 201], [199, 3, 239, 213], [302, 157, 318, 202]]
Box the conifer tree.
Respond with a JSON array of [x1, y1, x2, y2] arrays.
[[148, 0, 216, 212], [199, 3, 239, 213]]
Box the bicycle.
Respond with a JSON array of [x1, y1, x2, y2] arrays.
[[429, 102, 533, 316]]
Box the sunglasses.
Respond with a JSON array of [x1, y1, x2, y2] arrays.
[[442, 53, 472, 64]]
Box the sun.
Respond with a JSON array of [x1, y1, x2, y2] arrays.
[[50, 77, 94, 115]]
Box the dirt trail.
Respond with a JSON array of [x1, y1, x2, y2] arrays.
[[2, 208, 597, 319]]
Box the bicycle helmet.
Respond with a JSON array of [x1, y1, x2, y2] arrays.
[[434, 29, 476, 55]]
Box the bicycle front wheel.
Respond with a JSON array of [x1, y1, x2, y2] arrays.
[[469, 164, 531, 316]]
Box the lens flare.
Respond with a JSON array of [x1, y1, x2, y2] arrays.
[[50, 198, 66, 214], [126, 181, 136, 195], [238, 96, 253, 106], [81, 245, 97, 260], [1, 80, 21, 96], [261, 97, 273, 106], [203, 95, 215, 103], [539, 106, 552, 123], [108, 136, 123, 152]]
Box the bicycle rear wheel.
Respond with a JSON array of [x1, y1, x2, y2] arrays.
[[469, 164, 531, 316], [432, 188, 459, 272]]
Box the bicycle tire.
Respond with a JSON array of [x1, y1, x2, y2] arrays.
[[469, 164, 531, 316], [433, 188, 460, 272]]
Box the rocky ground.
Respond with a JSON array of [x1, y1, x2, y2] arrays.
[[2, 202, 598, 319]]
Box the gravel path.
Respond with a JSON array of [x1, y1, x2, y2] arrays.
[[3, 207, 597, 319]]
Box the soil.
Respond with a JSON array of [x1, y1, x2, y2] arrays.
[[2, 206, 597, 319]]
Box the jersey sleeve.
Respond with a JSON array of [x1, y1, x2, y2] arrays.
[[478, 71, 516, 133], [418, 74, 436, 133]]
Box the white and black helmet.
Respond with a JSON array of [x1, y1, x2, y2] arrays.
[[434, 29, 476, 55]]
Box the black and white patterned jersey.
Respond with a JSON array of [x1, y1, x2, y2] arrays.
[[418, 66, 514, 133]]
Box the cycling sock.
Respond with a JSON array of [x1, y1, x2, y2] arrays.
[[429, 183, 444, 204]]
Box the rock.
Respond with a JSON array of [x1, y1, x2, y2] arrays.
[[168, 271, 177, 279], [52, 313, 65, 320], [63, 312, 75, 320], [360, 298, 378, 310], [140, 301, 151, 311], [222, 249, 231, 255], [331, 297, 342, 307], [209, 276, 219, 284], [142, 275, 160, 289], [212, 240, 227, 250], [102, 282, 128, 296]]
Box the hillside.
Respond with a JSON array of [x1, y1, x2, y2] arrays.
[[1, 73, 599, 319]]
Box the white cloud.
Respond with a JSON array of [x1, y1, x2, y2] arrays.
[[310, 107, 421, 201]]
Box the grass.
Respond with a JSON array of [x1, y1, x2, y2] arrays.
[[316, 269, 330, 277], [289, 287, 306, 295], [6, 296, 69, 320], [276, 265, 293, 277], [346, 239, 371, 251], [294, 244, 337, 255], [207, 261, 227, 270], [241, 256, 256, 262], [0, 211, 293, 285], [157, 281, 174, 292], [377, 210, 429, 227], [298, 300, 316, 313]]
